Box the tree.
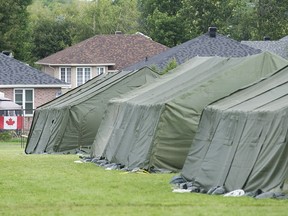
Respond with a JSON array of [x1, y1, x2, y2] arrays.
[[31, 17, 73, 60], [179, 0, 239, 38], [138, 0, 288, 44], [254, 0, 288, 40], [0, 0, 32, 61], [77, 0, 139, 38], [138, 0, 189, 47], [36, 0, 140, 43]]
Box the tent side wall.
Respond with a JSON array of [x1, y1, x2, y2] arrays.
[[232, 111, 288, 192], [98, 103, 164, 169], [182, 107, 288, 192], [38, 109, 70, 153], [25, 110, 44, 153]]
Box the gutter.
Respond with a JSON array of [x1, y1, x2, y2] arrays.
[[0, 84, 71, 88], [36, 62, 116, 67]]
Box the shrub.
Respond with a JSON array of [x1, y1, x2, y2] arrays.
[[0, 131, 13, 141], [161, 58, 178, 75]]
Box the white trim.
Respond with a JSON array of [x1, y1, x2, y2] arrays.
[[0, 84, 71, 88], [36, 62, 115, 66]]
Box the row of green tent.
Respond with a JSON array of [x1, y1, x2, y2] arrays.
[[91, 52, 287, 171], [25, 52, 288, 192]]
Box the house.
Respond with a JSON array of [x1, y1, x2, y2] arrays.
[[36, 32, 168, 90], [241, 36, 288, 60], [123, 27, 262, 72], [0, 53, 69, 132]]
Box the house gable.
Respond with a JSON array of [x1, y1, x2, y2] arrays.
[[36, 33, 168, 70], [36, 33, 168, 89]]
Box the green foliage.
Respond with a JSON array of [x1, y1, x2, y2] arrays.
[[150, 58, 178, 75], [150, 64, 160, 73], [0, 0, 32, 60], [75, 0, 140, 38], [140, 0, 288, 44], [26, 0, 140, 60], [178, 0, 240, 39], [138, 0, 189, 47], [0, 131, 12, 141], [31, 17, 73, 60], [252, 0, 288, 40], [1, 0, 288, 64], [161, 58, 178, 74]]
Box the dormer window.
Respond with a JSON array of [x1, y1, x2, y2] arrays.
[[76, 67, 91, 86], [59, 67, 71, 84], [97, 67, 105, 76]]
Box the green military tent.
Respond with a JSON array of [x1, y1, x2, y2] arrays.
[[181, 64, 288, 193], [91, 52, 288, 172], [25, 67, 159, 154]]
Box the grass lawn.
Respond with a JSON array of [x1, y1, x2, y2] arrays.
[[0, 140, 287, 216]]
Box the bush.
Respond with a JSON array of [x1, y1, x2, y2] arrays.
[[161, 58, 178, 75], [0, 131, 13, 141]]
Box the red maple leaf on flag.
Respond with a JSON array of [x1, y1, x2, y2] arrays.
[[6, 118, 15, 126]]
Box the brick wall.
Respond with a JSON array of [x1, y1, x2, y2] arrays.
[[0, 88, 13, 100], [0, 87, 62, 134], [34, 88, 60, 108]]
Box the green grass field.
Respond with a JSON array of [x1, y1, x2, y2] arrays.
[[0, 140, 287, 216]]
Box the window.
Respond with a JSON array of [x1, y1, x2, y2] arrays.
[[97, 67, 105, 76], [60, 67, 71, 83], [76, 67, 91, 86], [14, 89, 34, 116]]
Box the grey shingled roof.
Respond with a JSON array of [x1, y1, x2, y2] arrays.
[[0, 53, 68, 86], [241, 37, 288, 60], [280, 36, 288, 41], [123, 32, 262, 71]]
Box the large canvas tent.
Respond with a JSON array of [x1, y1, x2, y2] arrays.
[[92, 52, 288, 172], [181, 64, 288, 193], [25, 67, 159, 154]]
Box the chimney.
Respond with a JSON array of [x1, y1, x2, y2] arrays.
[[263, 36, 271, 41], [2, 50, 13, 57], [208, 27, 217, 38]]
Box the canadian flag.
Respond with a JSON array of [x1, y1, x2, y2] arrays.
[[0, 116, 23, 130]]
